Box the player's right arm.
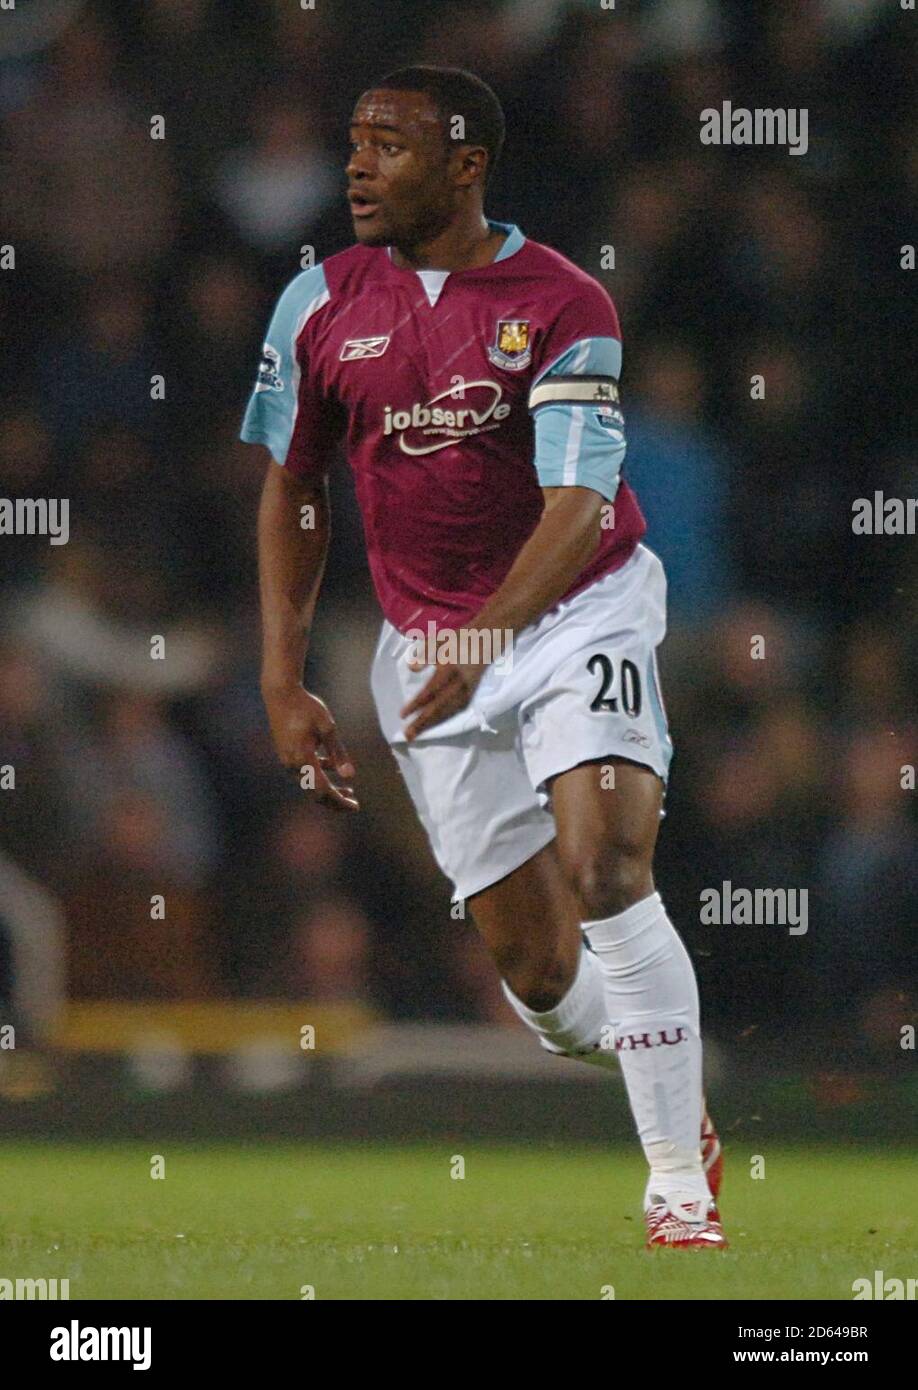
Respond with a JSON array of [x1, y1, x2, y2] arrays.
[[257, 463, 357, 811], [242, 265, 357, 812]]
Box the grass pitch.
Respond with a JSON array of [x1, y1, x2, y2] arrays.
[[0, 1142, 914, 1300]]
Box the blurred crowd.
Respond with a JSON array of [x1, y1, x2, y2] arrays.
[[0, 0, 915, 1064]]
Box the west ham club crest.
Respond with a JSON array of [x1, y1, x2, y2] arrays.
[[487, 319, 532, 370]]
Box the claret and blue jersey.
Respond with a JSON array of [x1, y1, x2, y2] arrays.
[[241, 219, 645, 632]]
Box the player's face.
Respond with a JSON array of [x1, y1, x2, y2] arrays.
[[347, 89, 456, 248]]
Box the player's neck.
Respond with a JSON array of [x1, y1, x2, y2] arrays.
[[389, 214, 505, 273]]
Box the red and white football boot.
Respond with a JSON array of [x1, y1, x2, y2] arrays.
[[645, 1194, 728, 1249], [644, 1106, 727, 1248]]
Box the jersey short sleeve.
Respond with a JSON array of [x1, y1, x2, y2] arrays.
[[528, 280, 626, 502], [240, 263, 341, 477]]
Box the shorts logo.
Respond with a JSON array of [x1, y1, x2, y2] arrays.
[[340, 335, 390, 361], [623, 729, 651, 747], [255, 343, 284, 393], [594, 404, 625, 437], [487, 319, 531, 371]]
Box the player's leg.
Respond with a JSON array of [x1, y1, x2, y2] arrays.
[[466, 839, 628, 1072], [372, 605, 721, 1245], [512, 546, 725, 1244], [466, 838, 582, 1012], [370, 617, 606, 1043], [371, 623, 614, 1067], [551, 758, 701, 1178], [549, 756, 724, 1245], [388, 728, 619, 1066]]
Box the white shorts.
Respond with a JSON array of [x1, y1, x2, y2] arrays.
[[370, 543, 674, 901]]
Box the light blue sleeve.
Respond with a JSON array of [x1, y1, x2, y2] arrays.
[[528, 336, 625, 501], [240, 264, 329, 467]]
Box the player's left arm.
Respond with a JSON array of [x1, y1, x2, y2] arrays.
[[402, 284, 625, 740]]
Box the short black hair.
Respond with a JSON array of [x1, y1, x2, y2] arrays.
[[373, 65, 505, 185]]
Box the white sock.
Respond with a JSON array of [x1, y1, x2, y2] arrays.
[[501, 941, 618, 1068], [583, 891, 708, 1210]]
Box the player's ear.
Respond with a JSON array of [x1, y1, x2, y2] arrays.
[[455, 145, 488, 188]]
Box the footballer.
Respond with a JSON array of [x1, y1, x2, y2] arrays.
[[242, 66, 726, 1249]]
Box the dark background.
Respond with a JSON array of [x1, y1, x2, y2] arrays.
[[0, 0, 915, 1071]]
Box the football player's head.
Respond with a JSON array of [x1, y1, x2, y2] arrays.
[[347, 66, 505, 248]]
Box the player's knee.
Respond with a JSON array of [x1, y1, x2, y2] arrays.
[[565, 847, 651, 922], [492, 938, 577, 1012]]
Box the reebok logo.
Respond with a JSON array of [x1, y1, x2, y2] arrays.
[[340, 335, 390, 360]]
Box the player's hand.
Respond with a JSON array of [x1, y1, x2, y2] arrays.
[[262, 685, 359, 812], [400, 659, 485, 742]]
